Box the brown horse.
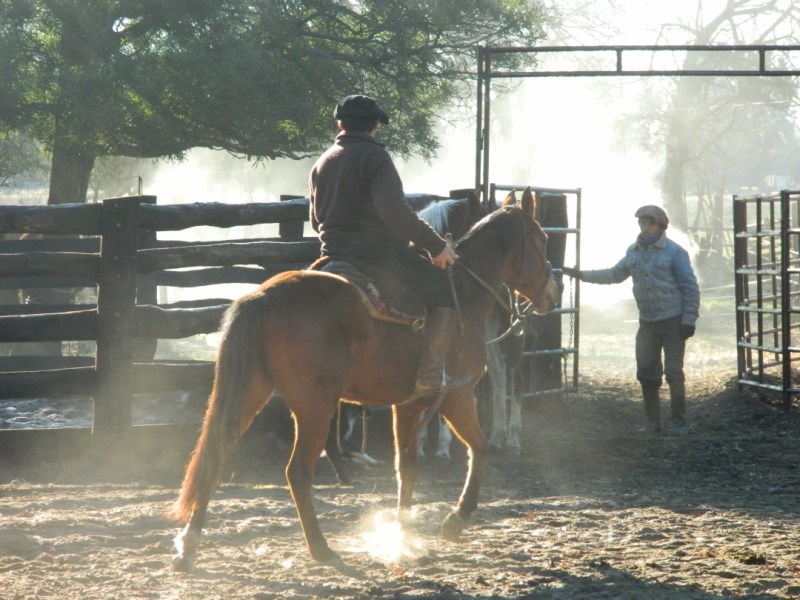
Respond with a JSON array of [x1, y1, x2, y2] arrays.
[[169, 188, 559, 569]]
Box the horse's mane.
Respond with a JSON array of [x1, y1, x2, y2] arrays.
[[455, 205, 520, 254], [417, 199, 463, 237]]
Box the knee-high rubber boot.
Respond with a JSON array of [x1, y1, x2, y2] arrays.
[[413, 307, 470, 397], [667, 380, 687, 436], [640, 385, 662, 434]]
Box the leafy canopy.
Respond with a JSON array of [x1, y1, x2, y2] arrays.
[[0, 0, 547, 165]]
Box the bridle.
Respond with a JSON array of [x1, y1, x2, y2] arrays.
[[455, 209, 553, 344]]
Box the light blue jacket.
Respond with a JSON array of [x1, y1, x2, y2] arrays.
[[581, 232, 700, 326]]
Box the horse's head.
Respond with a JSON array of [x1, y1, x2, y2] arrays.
[[501, 188, 560, 315]]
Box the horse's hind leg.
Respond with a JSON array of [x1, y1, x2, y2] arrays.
[[285, 398, 340, 563], [172, 380, 274, 572], [172, 507, 206, 572], [438, 392, 489, 541]]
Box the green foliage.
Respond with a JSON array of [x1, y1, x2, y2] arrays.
[[0, 0, 547, 169], [0, 131, 48, 186]]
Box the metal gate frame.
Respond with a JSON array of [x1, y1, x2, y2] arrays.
[[734, 190, 800, 411], [474, 44, 800, 199], [475, 43, 800, 402], [490, 183, 581, 399]]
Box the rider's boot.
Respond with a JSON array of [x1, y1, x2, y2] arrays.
[[413, 307, 470, 397]]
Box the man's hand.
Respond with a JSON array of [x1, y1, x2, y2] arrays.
[[431, 245, 459, 269], [561, 266, 581, 279], [680, 325, 695, 340]]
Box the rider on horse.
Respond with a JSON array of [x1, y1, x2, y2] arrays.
[[309, 94, 469, 397]]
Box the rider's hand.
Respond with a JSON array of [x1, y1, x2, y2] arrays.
[[431, 245, 459, 269]]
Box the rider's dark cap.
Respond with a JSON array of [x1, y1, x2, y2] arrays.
[[334, 95, 389, 124], [635, 205, 669, 228]]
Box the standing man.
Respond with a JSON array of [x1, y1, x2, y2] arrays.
[[563, 205, 700, 436], [309, 94, 468, 397]]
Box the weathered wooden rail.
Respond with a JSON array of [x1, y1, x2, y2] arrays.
[[0, 193, 449, 458]]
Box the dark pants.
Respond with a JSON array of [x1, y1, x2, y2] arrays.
[[386, 248, 460, 309], [324, 243, 459, 309], [636, 316, 687, 424], [635, 316, 686, 387]]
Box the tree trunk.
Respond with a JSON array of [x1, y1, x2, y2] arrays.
[[48, 138, 95, 205], [661, 77, 697, 232]]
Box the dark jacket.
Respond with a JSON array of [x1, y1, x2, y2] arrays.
[[309, 130, 445, 259]]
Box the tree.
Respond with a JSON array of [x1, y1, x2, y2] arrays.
[[543, 0, 800, 238], [0, 0, 547, 204], [624, 0, 800, 232]]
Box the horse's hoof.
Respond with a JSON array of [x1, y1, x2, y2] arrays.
[[172, 554, 193, 572], [312, 546, 341, 564], [441, 511, 466, 541], [320, 554, 346, 568], [507, 445, 521, 457], [395, 508, 414, 526]]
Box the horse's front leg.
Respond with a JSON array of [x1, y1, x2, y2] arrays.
[[416, 410, 429, 459], [323, 405, 352, 485], [439, 391, 489, 541], [506, 364, 523, 456], [434, 414, 453, 460], [392, 404, 423, 513], [286, 401, 340, 563]]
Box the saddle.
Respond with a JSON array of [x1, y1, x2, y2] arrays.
[[308, 256, 427, 331]]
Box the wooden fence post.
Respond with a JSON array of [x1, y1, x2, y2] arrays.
[[93, 196, 141, 455], [135, 195, 158, 361], [279, 194, 306, 240]]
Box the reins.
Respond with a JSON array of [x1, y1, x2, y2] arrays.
[[453, 210, 549, 345]]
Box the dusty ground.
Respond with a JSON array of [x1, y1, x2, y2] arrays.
[[2, 322, 800, 599]]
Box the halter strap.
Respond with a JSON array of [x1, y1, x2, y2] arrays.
[[454, 260, 528, 345]]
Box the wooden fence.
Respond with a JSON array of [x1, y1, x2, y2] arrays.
[[0, 193, 448, 458]]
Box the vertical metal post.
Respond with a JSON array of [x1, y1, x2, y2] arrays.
[[733, 195, 747, 387], [475, 46, 485, 192], [780, 190, 792, 411], [572, 188, 582, 387], [481, 50, 492, 204], [755, 197, 764, 382]]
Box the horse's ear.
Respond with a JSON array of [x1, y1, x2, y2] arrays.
[[520, 187, 536, 218], [477, 187, 495, 214], [501, 190, 517, 208], [467, 188, 481, 212]]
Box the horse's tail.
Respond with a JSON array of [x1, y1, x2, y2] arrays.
[[168, 291, 272, 524]]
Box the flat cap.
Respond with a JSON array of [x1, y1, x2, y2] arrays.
[[635, 205, 669, 228], [334, 95, 389, 124]]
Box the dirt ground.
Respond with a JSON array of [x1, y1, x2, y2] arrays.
[[2, 325, 800, 599]]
